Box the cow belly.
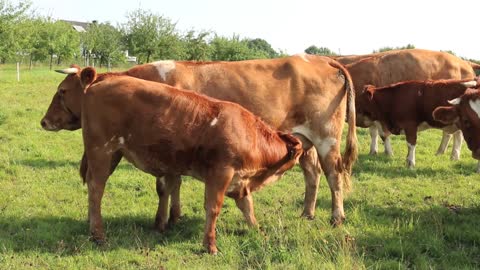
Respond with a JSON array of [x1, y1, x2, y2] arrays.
[[121, 148, 170, 177]]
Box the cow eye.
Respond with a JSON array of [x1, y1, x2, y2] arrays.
[[58, 89, 66, 96]]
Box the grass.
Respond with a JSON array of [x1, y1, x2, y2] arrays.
[[1, 64, 479, 269]]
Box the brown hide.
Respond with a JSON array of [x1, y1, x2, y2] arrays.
[[343, 49, 476, 126], [81, 71, 302, 254], [41, 55, 357, 225], [359, 79, 475, 139]]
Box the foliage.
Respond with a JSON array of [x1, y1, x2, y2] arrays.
[[82, 22, 125, 67], [304, 45, 337, 56], [1, 66, 480, 269], [182, 30, 212, 61], [122, 9, 182, 63], [247, 38, 278, 58], [0, 0, 32, 62], [373, 44, 415, 53], [210, 35, 269, 61]]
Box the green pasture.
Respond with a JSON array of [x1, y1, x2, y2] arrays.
[[0, 65, 479, 269]]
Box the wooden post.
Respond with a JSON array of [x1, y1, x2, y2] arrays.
[[16, 62, 20, 82]]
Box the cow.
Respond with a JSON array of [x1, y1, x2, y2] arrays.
[[358, 78, 478, 168], [433, 88, 480, 172], [40, 54, 357, 227], [336, 49, 477, 159], [79, 67, 303, 254]]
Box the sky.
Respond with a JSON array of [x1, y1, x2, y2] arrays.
[[30, 0, 480, 59]]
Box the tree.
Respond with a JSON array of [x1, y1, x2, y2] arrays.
[[0, 0, 32, 62], [122, 9, 184, 63], [182, 30, 212, 61], [247, 38, 278, 58], [304, 45, 337, 56], [373, 44, 415, 53], [35, 19, 80, 69], [210, 35, 264, 61], [83, 22, 124, 68]]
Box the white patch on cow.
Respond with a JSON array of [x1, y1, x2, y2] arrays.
[[119, 136, 125, 145], [448, 98, 461, 105], [324, 120, 335, 134], [152, 60, 176, 81], [451, 131, 463, 161], [103, 142, 109, 147], [369, 126, 378, 154], [157, 176, 166, 190], [461, 81, 477, 88], [210, 117, 218, 126], [469, 99, 480, 118], [384, 136, 393, 156], [406, 143, 416, 168], [315, 137, 337, 159], [295, 53, 310, 63]]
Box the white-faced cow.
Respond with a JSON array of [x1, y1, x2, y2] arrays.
[[336, 49, 477, 159], [41, 54, 357, 227], [358, 79, 477, 169], [79, 67, 303, 254], [433, 88, 480, 172]]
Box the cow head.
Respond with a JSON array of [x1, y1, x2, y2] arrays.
[[40, 65, 83, 131], [356, 85, 382, 127], [433, 89, 480, 159]]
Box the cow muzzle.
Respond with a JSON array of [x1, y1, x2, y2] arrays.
[[40, 118, 60, 131]]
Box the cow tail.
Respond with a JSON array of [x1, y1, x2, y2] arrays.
[[330, 61, 358, 193]]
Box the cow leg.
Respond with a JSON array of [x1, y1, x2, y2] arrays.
[[369, 126, 379, 155], [85, 151, 112, 244], [376, 122, 393, 156], [313, 139, 345, 226], [203, 168, 234, 255], [404, 128, 418, 169], [436, 131, 452, 155], [383, 136, 394, 156], [168, 174, 182, 226], [234, 193, 257, 227], [299, 147, 321, 219], [154, 175, 179, 232], [450, 130, 463, 161]]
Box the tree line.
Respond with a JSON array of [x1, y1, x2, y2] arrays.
[[1, 0, 479, 71]]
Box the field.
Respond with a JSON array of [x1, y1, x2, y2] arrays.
[[1, 64, 479, 269]]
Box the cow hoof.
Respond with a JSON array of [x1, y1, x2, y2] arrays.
[[385, 150, 394, 157], [153, 222, 167, 233], [369, 150, 378, 156], [90, 235, 106, 245], [330, 216, 345, 227], [406, 161, 415, 169], [450, 155, 460, 161], [301, 211, 315, 220], [207, 246, 218, 255]]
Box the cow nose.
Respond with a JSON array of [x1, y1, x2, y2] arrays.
[[40, 119, 47, 128]]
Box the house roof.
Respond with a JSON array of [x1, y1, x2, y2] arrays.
[[61, 20, 92, 32]]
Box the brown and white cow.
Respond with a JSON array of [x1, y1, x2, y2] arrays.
[[433, 88, 480, 172], [79, 67, 303, 254], [337, 49, 476, 158], [358, 79, 477, 168], [41, 54, 357, 226]]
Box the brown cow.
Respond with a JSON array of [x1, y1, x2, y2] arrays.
[[41, 54, 358, 225], [338, 49, 476, 159], [79, 67, 303, 254], [433, 88, 480, 172], [358, 79, 477, 168]]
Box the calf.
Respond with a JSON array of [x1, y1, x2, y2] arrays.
[[79, 68, 303, 254], [358, 79, 477, 168], [433, 88, 480, 172]]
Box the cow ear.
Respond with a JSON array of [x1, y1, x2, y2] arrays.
[[80, 67, 97, 89], [433, 106, 458, 124], [363, 85, 376, 100]]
